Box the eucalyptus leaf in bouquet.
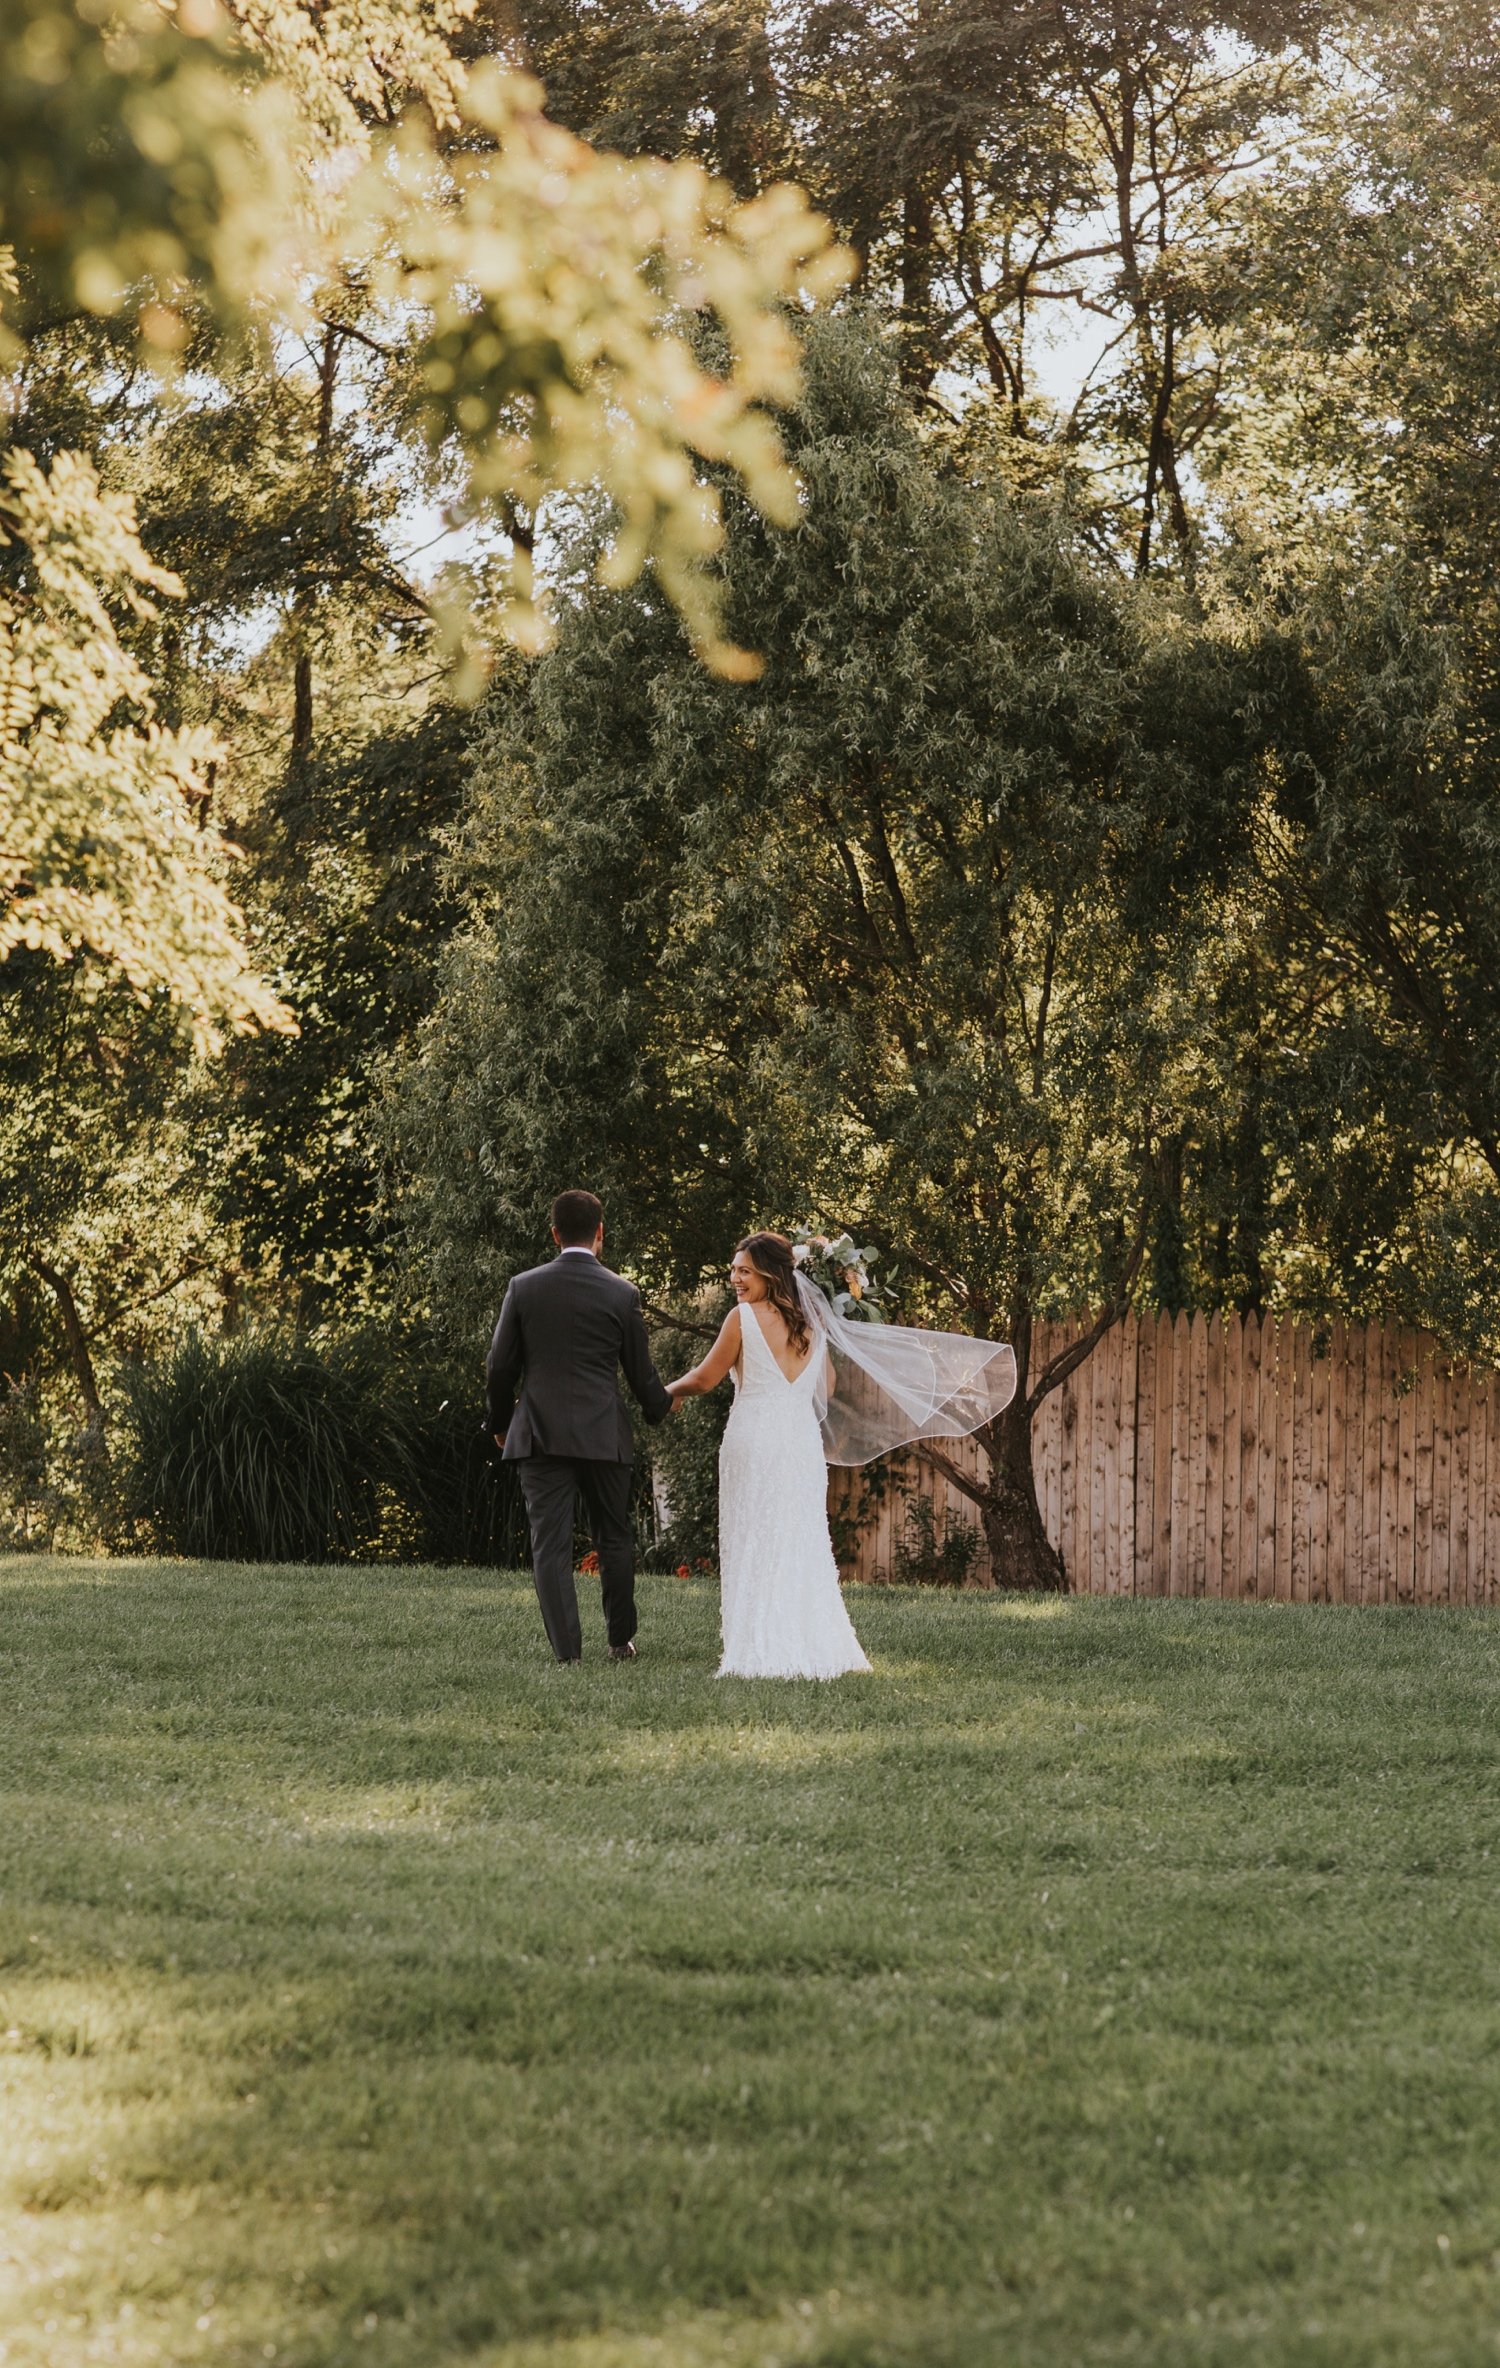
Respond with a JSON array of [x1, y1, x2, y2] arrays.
[[790, 1227, 894, 1323]]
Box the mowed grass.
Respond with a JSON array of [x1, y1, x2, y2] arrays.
[[3, 1565, 1500, 2368]]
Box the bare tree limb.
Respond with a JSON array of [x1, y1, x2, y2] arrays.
[[640, 1300, 721, 1342], [915, 1441, 989, 1508]]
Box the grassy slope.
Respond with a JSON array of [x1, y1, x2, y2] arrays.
[[2, 1560, 1500, 2368]]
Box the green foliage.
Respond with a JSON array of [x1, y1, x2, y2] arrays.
[[8, 1560, 1500, 2364], [0, 446, 294, 1044], [0, 1378, 55, 1550], [14, 0, 1500, 1520], [118, 1328, 524, 1565], [792, 1226, 894, 1321], [392, 312, 1247, 1351], [885, 1490, 982, 1588], [518, 0, 1332, 566], [120, 1330, 388, 1562], [0, 0, 849, 1053]]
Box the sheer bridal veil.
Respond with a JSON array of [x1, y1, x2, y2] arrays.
[[794, 1274, 1018, 1468]]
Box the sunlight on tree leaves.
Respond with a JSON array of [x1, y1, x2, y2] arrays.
[[0, 0, 850, 1036], [0, 447, 293, 1048]]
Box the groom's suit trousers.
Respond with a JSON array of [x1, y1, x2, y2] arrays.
[[516, 1454, 637, 1662]]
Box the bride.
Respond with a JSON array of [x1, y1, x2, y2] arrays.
[[667, 1231, 1017, 1681]]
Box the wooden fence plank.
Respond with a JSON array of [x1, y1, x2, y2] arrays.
[[1482, 1381, 1500, 1607], [1134, 1315, 1156, 1596], [1359, 1321, 1378, 1604], [1450, 1359, 1468, 1609], [1326, 1319, 1346, 1603], [1336, 1324, 1355, 1603], [1238, 1314, 1262, 1600], [1156, 1316, 1180, 1591], [1336, 1326, 1364, 1600], [1396, 1329, 1418, 1606], [1204, 1313, 1224, 1599], [1118, 1316, 1142, 1591], [1073, 1327, 1093, 1595], [1272, 1318, 1294, 1602], [1290, 1322, 1311, 1604], [1414, 1334, 1434, 1605], [1469, 1379, 1488, 1607], [1186, 1313, 1207, 1597], [1154, 1312, 1175, 1594], [1485, 1380, 1496, 1606], [1309, 1324, 1330, 1602], [1342, 1318, 1362, 1605], [1097, 1321, 1119, 1594], [1355, 1316, 1374, 1610], [1219, 1313, 1242, 1601], [1257, 1315, 1279, 1600], [1378, 1324, 1399, 1604], [1075, 1330, 1095, 1594], [1433, 1351, 1454, 1608]]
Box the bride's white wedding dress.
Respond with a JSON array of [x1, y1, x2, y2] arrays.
[[717, 1305, 872, 1680]]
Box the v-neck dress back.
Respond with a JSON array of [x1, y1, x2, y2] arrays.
[[716, 1304, 872, 1679]]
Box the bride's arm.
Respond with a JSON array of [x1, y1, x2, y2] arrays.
[[667, 1307, 741, 1402]]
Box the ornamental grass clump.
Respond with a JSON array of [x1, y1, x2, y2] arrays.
[[119, 1329, 533, 1565], [121, 1331, 397, 1563]]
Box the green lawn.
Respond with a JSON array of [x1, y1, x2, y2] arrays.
[[3, 1562, 1500, 2368]]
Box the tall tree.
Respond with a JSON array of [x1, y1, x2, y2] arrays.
[[390, 317, 1256, 1584], [1162, 6, 1500, 1354], [515, 0, 1330, 565]]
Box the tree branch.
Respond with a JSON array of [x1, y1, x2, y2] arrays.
[[915, 1441, 989, 1509], [640, 1300, 721, 1342], [84, 1259, 212, 1344], [29, 1257, 103, 1426], [1024, 1212, 1150, 1418]]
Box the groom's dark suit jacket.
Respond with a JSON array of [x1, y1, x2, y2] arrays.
[[485, 1251, 672, 1462]]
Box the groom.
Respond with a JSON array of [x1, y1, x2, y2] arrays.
[[486, 1190, 673, 1664]]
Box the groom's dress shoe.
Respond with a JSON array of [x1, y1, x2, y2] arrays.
[[608, 1642, 637, 1662]]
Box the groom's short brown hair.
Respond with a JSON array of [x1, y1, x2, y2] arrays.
[[551, 1188, 604, 1245]]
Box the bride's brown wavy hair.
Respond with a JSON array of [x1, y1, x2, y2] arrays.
[[737, 1232, 811, 1356]]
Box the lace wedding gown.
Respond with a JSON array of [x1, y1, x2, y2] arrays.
[[717, 1305, 872, 1680]]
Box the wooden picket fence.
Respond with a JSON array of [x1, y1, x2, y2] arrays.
[[830, 1311, 1500, 1604]]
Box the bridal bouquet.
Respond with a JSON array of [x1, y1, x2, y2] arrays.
[[790, 1227, 894, 1324]]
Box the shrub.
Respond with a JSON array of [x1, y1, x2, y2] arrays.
[[0, 1377, 59, 1549], [636, 1295, 730, 1570], [119, 1328, 529, 1565], [121, 1332, 383, 1561], [885, 1492, 983, 1588]]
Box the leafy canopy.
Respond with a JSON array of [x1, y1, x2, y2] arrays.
[[0, 0, 849, 1040]]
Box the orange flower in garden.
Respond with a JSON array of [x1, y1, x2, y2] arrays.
[[675, 1563, 691, 1578], [578, 1550, 600, 1575]]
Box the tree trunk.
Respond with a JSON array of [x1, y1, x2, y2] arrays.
[[979, 1393, 1066, 1592], [30, 1257, 104, 1432]]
